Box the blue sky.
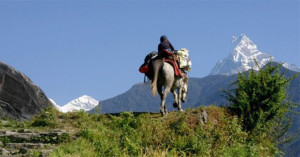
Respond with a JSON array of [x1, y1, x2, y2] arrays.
[[0, 0, 299, 106]]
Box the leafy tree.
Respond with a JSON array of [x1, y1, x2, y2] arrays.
[[224, 62, 297, 133]]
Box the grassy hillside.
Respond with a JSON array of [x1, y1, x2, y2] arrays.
[[1, 106, 282, 156], [89, 64, 299, 156]]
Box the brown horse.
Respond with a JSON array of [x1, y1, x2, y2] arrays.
[[151, 59, 189, 116]]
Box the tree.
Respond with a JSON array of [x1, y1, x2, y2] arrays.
[[224, 62, 297, 132]]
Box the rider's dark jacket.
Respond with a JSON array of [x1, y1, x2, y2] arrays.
[[158, 40, 175, 58]]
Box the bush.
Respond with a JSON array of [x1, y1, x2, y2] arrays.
[[224, 62, 297, 134], [31, 107, 59, 127]]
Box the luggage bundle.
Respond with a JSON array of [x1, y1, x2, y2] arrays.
[[176, 48, 192, 72], [139, 51, 158, 82]]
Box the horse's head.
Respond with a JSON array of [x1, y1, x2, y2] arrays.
[[181, 76, 189, 102]]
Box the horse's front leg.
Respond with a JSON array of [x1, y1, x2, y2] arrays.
[[177, 88, 183, 112], [172, 89, 178, 108]]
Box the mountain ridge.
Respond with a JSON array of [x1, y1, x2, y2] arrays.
[[90, 63, 299, 114]]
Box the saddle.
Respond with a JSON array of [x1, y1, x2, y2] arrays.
[[163, 58, 185, 78]]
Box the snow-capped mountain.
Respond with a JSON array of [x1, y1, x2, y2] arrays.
[[60, 95, 99, 113], [49, 98, 63, 112], [282, 63, 300, 72], [49, 95, 99, 113], [210, 34, 300, 75]]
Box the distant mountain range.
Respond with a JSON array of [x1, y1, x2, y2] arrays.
[[50, 95, 98, 113], [210, 34, 300, 75], [89, 65, 299, 114]]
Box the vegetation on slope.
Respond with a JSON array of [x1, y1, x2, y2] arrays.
[[0, 106, 281, 156]]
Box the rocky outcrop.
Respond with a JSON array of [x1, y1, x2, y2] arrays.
[[0, 129, 69, 156], [0, 62, 52, 120]]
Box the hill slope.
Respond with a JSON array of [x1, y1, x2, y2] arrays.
[[0, 106, 279, 156]]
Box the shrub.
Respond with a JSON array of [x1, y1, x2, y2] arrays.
[[31, 107, 59, 127], [224, 62, 297, 135]]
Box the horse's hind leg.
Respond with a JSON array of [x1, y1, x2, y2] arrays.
[[172, 89, 178, 108], [157, 85, 163, 100], [157, 86, 164, 115], [161, 86, 171, 115]]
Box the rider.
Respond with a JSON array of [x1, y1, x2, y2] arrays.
[[158, 35, 175, 59], [157, 35, 184, 77]]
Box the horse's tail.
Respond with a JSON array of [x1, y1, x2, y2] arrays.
[[152, 59, 163, 96]]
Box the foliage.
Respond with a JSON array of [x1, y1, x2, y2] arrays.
[[223, 62, 298, 156], [31, 107, 59, 127], [224, 62, 297, 132]]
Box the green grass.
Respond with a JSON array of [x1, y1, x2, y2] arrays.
[[0, 106, 280, 156]]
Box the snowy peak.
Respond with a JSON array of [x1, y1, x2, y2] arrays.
[[231, 34, 260, 59], [60, 95, 99, 113], [282, 63, 300, 72], [49, 98, 63, 112], [210, 34, 274, 75], [48, 96, 99, 113]]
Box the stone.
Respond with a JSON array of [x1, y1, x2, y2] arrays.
[[0, 62, 52, 120], [6, 143, 45, 149], [202, 110, 208, 123], [0, 141, 3, 147], [0, 148, 9, 156], [199, 110, 208, 124]]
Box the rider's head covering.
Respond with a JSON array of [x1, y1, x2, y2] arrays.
[[160, 35, 168, 42]]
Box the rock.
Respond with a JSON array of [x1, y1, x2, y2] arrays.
[[0, 148, 9, 156], [17, 129, 32, 133], [6, 143, 45, 149], [0, 129, 68, 157], [0, 62, 52, 120], [0, 130, 69, 144], [199, 110, 208, 124], [1, 120, 9, 125]]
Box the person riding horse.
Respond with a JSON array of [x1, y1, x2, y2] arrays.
[[139, 35, 190, 115]]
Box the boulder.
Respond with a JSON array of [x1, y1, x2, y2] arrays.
[[0, 62, 52, 120]]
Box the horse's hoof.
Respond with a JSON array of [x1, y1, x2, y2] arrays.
[[173, 102, 178, 108], [160, 110, 164, 116], [179, 109, 183, 112], [181, 99, 186, 103]]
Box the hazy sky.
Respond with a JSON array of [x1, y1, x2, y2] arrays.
[[1, 0, 299, 105]]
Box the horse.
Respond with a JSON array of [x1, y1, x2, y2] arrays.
[[151, 59, 189, 116]]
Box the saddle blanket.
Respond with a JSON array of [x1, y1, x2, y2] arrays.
[[163, 58, 185, 77]]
